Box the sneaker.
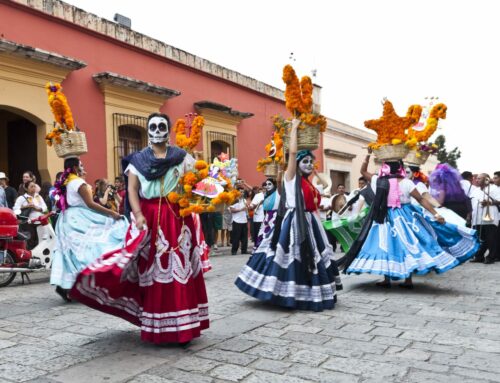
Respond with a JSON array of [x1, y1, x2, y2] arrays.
[[470, 257, 485, 263], [484, 257, 495, 264], [213, 244, 218, 250]]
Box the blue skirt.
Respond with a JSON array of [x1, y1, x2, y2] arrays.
[[235, 209, 341, 312], [347, 204, 471, 279], [50, 206, 128, 289]]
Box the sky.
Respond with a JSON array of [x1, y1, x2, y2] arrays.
[[66, 0, 498, 174]]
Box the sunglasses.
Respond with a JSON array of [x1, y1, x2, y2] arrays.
[[149, 122, 168, 132]]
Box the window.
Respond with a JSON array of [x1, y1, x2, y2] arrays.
[[114, 114, 147, 174]]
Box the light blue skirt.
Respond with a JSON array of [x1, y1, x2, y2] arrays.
[[347, 204, 469, 279], [50, 206, 128, 289]]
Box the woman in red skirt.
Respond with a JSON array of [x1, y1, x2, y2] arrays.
[[71, 113, 209, 344]]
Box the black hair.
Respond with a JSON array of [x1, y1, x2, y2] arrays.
[[147, 112, 171, 130], [262, 178, 277, 188], [22, 170, 36, 182], [461, 171, 472, 181], [115, 175, 124, 183], [63, 157, 80, 172], [386, 160, 404, 175], [358, 177, 366, 182], [409, 165, 420, 173], [494, 171, 500, 178], [55, 171, 64, 181], [337, 184, 345, 188]]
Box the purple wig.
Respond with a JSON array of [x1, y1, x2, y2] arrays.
[[429, 163, 467, 202]]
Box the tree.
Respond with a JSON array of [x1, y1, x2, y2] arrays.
[[434, 134, 461, 168]]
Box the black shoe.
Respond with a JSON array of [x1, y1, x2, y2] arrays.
[[55, 286, 71, 302], [470, 258, 485, 263], [484, 257, 495, 264], [375, 281, 391, 288], [231, 252, 237, 255], [398, 283, 414, 290], [241, 251, 249, 255]]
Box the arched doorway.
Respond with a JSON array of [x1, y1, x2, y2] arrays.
[[0, 107, 41, 188]]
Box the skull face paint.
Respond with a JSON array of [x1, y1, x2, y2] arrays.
[[264, 180, 275, 192], [148, 115, 170, 144], [298, 155, 314, 176]]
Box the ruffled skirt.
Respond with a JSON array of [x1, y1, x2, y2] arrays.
[[50, 206, 128, 289], [347, 204, 477, 279], [235, 209, 341, 312], [70, 198, 209, 344]]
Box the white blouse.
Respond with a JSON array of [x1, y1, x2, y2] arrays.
[[371, 175, 416, 204], [13, 193, 47, 219]]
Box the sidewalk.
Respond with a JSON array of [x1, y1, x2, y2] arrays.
[[0, 249, 499, 383]]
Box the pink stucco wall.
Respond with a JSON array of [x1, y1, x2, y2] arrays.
[[0, 1, 324, 185]]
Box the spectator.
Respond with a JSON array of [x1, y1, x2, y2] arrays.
[[249, 184, 265, 248], [200, 212, 215, 250], [0, 172, 17, 209], [13, 181, 47, 249], [221, 205, 232, 247], [18, 171, 40, 196], [229, 191, 248, 255], [0, 181, 6, 207], [213, 209, 223, 250], [470, 173, 500, 264], [114, 176, 126, 215], [40, 181, 53, 212], [460, 171, 476, 198], [94, 179, 119, 212]]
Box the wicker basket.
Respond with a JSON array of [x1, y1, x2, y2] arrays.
[[373, 143, 409, 161], [264, 162, 279, 178], [405, 149, 431, 166], [283, 124, 321, 152], [54, 131, 88, 158]]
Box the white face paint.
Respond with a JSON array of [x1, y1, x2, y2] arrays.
[[264, 180, 275, 192], [298, 155, 314, 175], [148, 116, 169, 144]]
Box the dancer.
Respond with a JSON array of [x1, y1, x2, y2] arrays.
[[71, 113, 209, 344], [253, 178, 280, 249], [428, 164, 472, 221], [235, 118, 341, 311], [341, 152, 464, 289], [408, 164, 478, 264], [50, 157, 126, 301]]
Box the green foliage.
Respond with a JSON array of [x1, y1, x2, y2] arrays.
[[434, 135, 461, 168]]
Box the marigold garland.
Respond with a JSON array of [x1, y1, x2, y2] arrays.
[[45, 82, 75, 146], [407, 103, 447, 144], [175, 115, 204, 152]]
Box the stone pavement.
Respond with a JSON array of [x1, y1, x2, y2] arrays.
[[0, 247, 500, 383]]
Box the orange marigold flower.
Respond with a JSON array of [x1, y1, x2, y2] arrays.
[[198, 169, 209, 179], [206, 205, 216, 212], [179, 207, 192, 217], [167, 192, 181, 203], [191, 205, 204, 214], [183, 172, 198, 186], [183, 184, 193, 193], [178, 198, 190, 208], [195, 160, 208, 170]]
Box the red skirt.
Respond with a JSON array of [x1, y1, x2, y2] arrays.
[[71, 198, 209, 344]]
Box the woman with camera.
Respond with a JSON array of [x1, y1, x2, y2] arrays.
[[94, 179, 121, 212]]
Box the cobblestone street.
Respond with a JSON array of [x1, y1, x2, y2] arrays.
[[1, 249, 500, 383]]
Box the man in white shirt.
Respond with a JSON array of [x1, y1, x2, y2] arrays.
[[470, 173, 500, 264], [229, 195, 249, 255], [460, 171, 476, 198], [249, 186, 265, 248]]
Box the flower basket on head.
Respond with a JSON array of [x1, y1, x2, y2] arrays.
[[54, 131, 88, 158], [264, 162, 279, 178], [45, 83, 88, 158], [373, 143, 409, 161], [405, 149, 430, 166], [283, 123, 320, 152]]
